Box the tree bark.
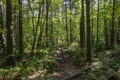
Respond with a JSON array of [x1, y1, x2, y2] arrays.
[[31, 0, 43, 55], [104, 18, 109, 49], [86, 0, 91, 64], [69, 0, 73, 43], [117, 16, 120, 44], [65, 0, 69, 45], [111, 0, 115, 49], [80, 0, 85, 49], [6, 0, 14, 66], [18, 0, 24, 54], [96, 0, 99, 56], [45, 0, 50, 47]]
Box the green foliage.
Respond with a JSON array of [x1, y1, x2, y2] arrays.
[[67, 43, 79, 52], [42, 55, 58, 71], [83, 46, 120, 80], [0, 28, 6, 33], [66, 43, 86, 67], [111, 45, 120, 58]]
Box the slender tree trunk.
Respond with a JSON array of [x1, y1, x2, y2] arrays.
[[69, 0, 73, 43], [96, 0, 99, 56], [104, 18, 109, 49], [27, 0, 35, 36], [80, 0, 85, 49], [91, 17, 94, 46], [50, 4, 54, 45], [117, 16, 120, 44], [6, 0, 14, 66], [65, 1, 69, 45], [86, 0, 91, 64], [31, 1, 43, 54], [36, 3, 45, 52], [111, 0, 115, 49], [45, 0, 49, 47], [18, 0, 24, 54]]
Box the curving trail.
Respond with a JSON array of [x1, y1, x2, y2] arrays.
[[53, 57, 83, 80]]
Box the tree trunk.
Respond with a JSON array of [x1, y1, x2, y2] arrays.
[[50, 3, 54, 45], [111, 0, 115, 49], [96, 0, 99, 56], [69, 0, 73, 43], [65, 1, 69, 45], [80, 0, 85, 49], [45, 0, 49, 47], [91, 17, 94, 47], [18, 0, 24, 54], [27, 0, 35, 37], [31, 1, 43, 54], [6, 0, 14, 66], [104, 18, 109, 49], [117, 16, 120, 44], [86, 0, 91, 64]]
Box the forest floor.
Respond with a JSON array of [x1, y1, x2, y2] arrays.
[[28, 59, 82, 80], [28, 57, 102, 80]]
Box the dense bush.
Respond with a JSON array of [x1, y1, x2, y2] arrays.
[[82, 46, 120, 80], [66, 43, 86, 67]]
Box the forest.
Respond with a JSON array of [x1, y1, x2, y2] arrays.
[[0, 0, 120, 80]]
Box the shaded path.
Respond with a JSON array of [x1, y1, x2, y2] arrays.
[[55, 60, 81, 80]]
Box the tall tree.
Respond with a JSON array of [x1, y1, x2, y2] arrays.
[[65, 0, 69, 45], [96, 0, 100, 56], [104, 0, 109, 49], [50, 3, 54, 45], [69, 0, 73, 43], [27, 0, 35, 36], [45, 0, 49, 47], [80, 0, 85, 49], [86, 0, 91, 64], [6, 0, 14, 65], [31, 0, 43, 54], [117, 16, 120, 44], [111, 0, 115, 49], [18, 0, 24, 54]]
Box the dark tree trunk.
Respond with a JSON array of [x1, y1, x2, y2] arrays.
[[31, 1, 43, 54], [6, 0, 14, 66], [111, 0, 115, 49], [69, 0, 73, 43], [80, 0, 85, 49], [45, 0, 49, 47], [91, 17, 94, 46], [36, 2, 45, 52], [96, 0, 99, 56], [117, 16, 120, 44], [86, 0, 91, 64], [104, 18, 109, 49], [18, 0, 24, 54], [104, 0, 109, 49]]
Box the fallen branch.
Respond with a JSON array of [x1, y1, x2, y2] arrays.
[[62, 66, 91, 80]]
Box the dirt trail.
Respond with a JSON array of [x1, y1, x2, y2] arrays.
[[28, 53, 83, 80], [56, 61, 80, 80]]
